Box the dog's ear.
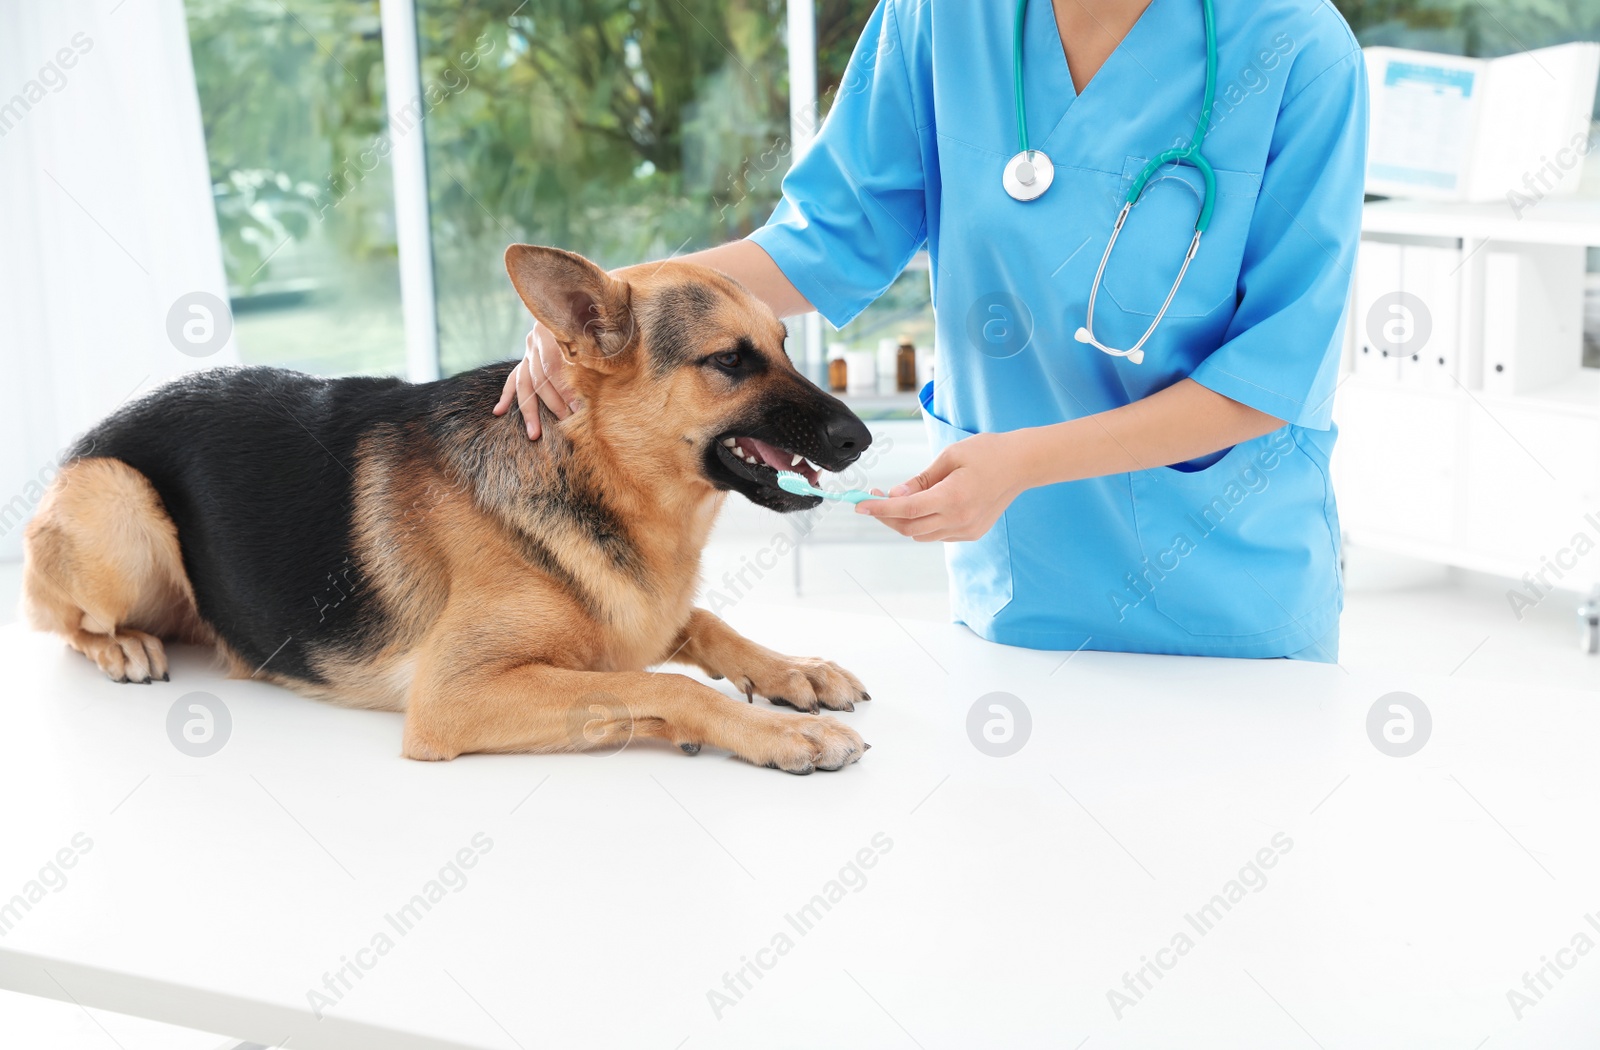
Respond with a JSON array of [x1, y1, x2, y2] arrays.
[[504, 245, 634, 368]]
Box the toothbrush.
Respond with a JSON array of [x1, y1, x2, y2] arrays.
[[776, 470, 886, 504]]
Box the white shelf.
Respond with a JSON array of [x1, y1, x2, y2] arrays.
[[1333, 375, 1600, 595], [1480, 367, 1600, 413], [1363, 195, 1600, 246]]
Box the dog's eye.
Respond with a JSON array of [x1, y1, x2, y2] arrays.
[[713, 351, 742, 369]]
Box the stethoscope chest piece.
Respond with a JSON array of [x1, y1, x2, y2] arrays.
[[1003, 149, 1054, 202]]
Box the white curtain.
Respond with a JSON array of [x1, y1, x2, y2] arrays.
[[0, 0, 237, 560]]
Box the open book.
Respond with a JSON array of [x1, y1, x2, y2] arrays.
[[1364, 42, 1600, 205]]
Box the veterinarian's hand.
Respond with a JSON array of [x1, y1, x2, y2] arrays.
[[855, 432, 1029, 542], [492, 322, 578, 439]]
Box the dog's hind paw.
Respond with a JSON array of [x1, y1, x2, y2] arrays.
[[78, 630, 168, 685]]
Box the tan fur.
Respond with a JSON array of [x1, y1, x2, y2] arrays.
[[23, 458, 210, 683], [22, 249, 870, 773]]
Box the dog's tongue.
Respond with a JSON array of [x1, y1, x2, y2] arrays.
[[748, 437, 819, 484]]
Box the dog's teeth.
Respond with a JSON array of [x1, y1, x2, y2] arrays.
[[791, 454, 803, 466], [723, 438, 737, 448]]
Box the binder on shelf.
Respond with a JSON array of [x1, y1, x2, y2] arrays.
[[1481, 252, 1520, 396], [1402, 243, 1462, 391], [1354, 239, 1403, 382], [1482, 245, 1586, 398]]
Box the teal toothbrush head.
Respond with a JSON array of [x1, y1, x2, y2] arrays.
[[775, 470, 885, 504]]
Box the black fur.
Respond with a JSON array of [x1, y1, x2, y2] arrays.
[[68, 365, 517, 681], [645, 283, 719, 375]]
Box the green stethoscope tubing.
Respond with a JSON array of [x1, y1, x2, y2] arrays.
[[1011, 0, 1218, 232]]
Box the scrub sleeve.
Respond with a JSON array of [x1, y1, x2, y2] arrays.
[[748, 0, 931, 325], [1188, 50, 1369, 431]]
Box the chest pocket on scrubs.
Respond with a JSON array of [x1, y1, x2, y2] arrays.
[[1101, 156, 1261, 320]]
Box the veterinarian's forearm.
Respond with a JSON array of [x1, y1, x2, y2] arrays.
[[680, 240, 814, 319], [1009, 378, 1284, 488]]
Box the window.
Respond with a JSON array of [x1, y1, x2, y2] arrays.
[[1342, 1, 1600, 84], [184, 0, 407, 376], [182, 0, 1600, 381], [415, 0, 794, 375]]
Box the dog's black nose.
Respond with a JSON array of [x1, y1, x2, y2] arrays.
[[825, 412, 872, 460]]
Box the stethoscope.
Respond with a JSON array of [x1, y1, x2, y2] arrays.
[[1004, 0, 1218, 365]]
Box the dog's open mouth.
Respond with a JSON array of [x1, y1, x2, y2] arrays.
[[716, 435, 823, 488], [703, 403, 869, 513]]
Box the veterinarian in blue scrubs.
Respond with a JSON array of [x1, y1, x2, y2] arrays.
[[501, 0, 1367, 661]]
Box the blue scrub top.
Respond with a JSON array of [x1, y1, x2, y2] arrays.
[[751, 0, 1368, 658]]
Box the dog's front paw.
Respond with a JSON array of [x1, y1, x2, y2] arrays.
[[732, 655, 870, 713], [747, 711, 867, 774]]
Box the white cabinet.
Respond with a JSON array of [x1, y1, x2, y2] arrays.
[[1332, 384, 1457, 546], [1335, 197, 1600, 601], [1335, 380, 1600, 590], [1459, 403, 1600, 569]]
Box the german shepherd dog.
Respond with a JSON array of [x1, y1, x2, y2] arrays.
[[22, 246, 873, 773]]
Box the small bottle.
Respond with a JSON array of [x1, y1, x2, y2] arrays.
[[876, 338, 899, 395], [846, 348, 877, 395], [828, 342, 848, 393], [896, 333, 918, 392]]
